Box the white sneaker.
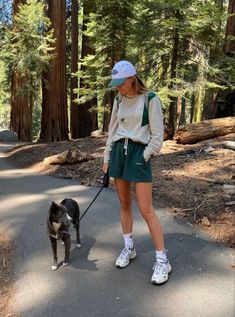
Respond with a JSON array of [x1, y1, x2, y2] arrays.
[[115, 247, 136, 268], [151, 261, 172, 285]]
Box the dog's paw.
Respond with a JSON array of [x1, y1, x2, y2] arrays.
[[76, 243, 82, 249], [63, 261, 70, 267], [51, 265, 58, 271]]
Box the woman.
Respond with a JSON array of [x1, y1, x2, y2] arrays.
[[102, 60, 171, 285]]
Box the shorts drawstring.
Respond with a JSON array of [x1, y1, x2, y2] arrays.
[[124, 138, 129, 155]]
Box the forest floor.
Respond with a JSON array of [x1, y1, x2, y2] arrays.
[[1, 132, 235, 316]]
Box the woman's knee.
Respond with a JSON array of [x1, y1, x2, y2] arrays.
[[139, 206, 155, 220], [120, 199, 132, 212]]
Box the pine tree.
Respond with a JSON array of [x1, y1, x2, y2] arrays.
[[1, 0, 54, 140], [75, 0, 135, 131]]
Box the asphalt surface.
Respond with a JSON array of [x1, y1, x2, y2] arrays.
[[0, 143, 234, 317]]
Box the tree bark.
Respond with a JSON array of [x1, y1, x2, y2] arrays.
[[168, 10, 180, 137], [77, 0, 98, 138], [70, 0, 79, 139], [174, 117, 235, 144], [40, 0, 69, 142], [224, 0, 235, 55], [10, 0, 32, 142]]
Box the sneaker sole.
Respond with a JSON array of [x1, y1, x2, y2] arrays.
[[115, 253, 137, 269], [151, 267, 172, 285]]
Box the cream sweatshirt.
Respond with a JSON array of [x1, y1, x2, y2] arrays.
[[103, 92, 164, 164]]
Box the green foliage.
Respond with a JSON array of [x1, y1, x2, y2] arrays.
[[1, 0, 55, 97], [76, 0, 234, 127], [0, 60, 10, 129], [1, 0, 233, 135], [0, 0, 55, 136], [74, 0, 135, 104]]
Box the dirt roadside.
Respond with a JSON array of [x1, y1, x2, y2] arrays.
[[0, 133, 234, 316]]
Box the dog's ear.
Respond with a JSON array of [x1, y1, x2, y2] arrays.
[[50, 201, 59, 214]]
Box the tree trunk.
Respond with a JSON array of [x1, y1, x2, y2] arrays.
[[70, 0, 79, 139], [203, 89, 219, 120], [168, 11, 180, 137], [178, 96, 186, 128], [10, 0, 32, 142], [193, 86, 205, 122], [224, 0, 235, 55], [77, 0, 98, 138], [174, 117, 235, 144], [40, 0, 69, 142], [193, 50, 206, 122]]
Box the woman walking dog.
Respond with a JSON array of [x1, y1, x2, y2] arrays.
[[102, 60, 171, 285]]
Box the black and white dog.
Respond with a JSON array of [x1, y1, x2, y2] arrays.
[[47, 198, 81, 271]]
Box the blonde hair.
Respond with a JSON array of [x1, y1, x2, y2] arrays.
[[132, 75, 149, 95]]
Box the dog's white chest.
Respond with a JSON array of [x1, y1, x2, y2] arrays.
[[52, 222, 62, 232]]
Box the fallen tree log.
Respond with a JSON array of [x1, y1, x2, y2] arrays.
[[223, 141, 235, 150], [43, 148, 95, 165], [174, 117, 235, 144]]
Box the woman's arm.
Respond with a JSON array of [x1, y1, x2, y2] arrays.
[[103, 98, 119, 164], [143, 95, 164, 162]]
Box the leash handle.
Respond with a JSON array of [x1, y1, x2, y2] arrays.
[[102, 170, 109, 188]]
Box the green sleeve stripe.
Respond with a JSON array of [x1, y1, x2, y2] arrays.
[[116, 93, 122, 108], [147, 91, 156, 102]]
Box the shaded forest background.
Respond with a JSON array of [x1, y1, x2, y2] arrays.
[[0, 0, 234, 142]]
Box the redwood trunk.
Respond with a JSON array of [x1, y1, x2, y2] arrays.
[[168, 10, 180, 137], [77, 0, 98, 138], [40, 0, 69, 142], [10, 0, 32, 141], [70, 0, 79, 139], [174, 117, 235, 144], [224, 0, 235, 55]]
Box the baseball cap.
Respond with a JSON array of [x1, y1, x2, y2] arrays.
[[108, 60, 136, 87]]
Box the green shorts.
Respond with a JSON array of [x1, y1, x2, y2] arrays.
[[109, 138, 152, 182]]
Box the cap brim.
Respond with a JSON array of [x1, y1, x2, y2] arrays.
[[108, 77, 127, 87]]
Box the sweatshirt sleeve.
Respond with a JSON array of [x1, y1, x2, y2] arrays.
[[143, 95, 164, 162], [103, 98, 119, 163]]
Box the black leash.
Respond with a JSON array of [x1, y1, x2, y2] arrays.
[[74, 171, 109, 225], [79, 186, 104, 222]]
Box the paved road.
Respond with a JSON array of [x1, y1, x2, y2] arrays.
[[0, 143, 234, 317]]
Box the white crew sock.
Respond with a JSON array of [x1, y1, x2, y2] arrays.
[[123, 233, 134, 249], [155, 249, 168, 263]]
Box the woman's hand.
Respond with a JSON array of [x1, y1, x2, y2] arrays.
[[102, 162, 109, 174]]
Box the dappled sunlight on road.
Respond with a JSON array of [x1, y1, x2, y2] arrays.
[[139, 274, 234, 317], [0, 167, 38, 178], [45, 184, 89, 196], [15, 271, 63, 314], [1, 194, 47, 210]]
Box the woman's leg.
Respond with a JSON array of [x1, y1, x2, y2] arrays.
[[115, 178, 133, 234], [135, 182, 164, 251], [135, 182, 172, 284], [114, 178, 136, 268]]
